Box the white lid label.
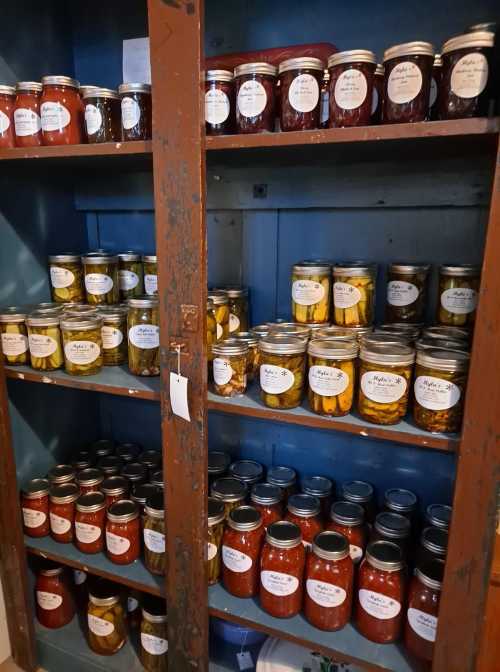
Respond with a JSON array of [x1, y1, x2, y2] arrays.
[[361, 371, 407, 403], [229, 313, 240, 333], [50, 266, 75, 289], [387, 280, 419, 307], [74, 570, 87, 585], [261, 570, 299, 596], [260, 364, 294, 394], [288, 73, 319, 113], [0, 110, 10, 134], [359, 589, 401, 619], [407, 607, 437, 642], [121, 97, 141, 130], [207, 541, 218, 561], [237, 80, 267, 118], [129, 324, 159, 349], [334, 69, 368, 110], [222, 545, 252, 573], [309, 365, 349, 396], [65, 340, 100, 365], [41, 102, 71, 132], [306, 579, 347, 608], [429, 77, 438, 108], [76, 521, 101, 544], [119, 269, 139, 291], [213, 357, 233, 385], [106, 530, 131, 555], [371, 87, 379, 115], [2, 333, 28, 357], [334, 282, 362, 308], [205, 88, 230, 125], [102, 325, 123, 350], [50, 512, 71, 534], [451, 53, 488, 99], [144, 274, 158, 295], [350, 544, 363, 563], [414, 375, 461, 411], [14, 108, 41, 136], [88, 613, 114, 637], [29, 334, 57, 358], [85, 272, 113, 296], [320, 90, 329, 123], [144, 528, 165, 553], [141, 632, 168, 656], [22, 508, 46, 528], [441, 288, 477, 314], [37, 591, 63, 611], [292, 279, 325, 306], [85, 104, 102, 136], [388, 62, 422, 104]]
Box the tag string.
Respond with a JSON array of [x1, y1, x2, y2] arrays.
[[176, 345, 181, 377]]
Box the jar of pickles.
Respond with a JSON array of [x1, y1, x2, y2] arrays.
[[206, 298, 217, 368], [82, 254, 119, 305], [437, 264, 480, 327], [144, 491, 166, 576], [385, 263, 430, 324], [259, 335, 307, 409], [118, 252, 143, 300], [307, 338, 358, 417], [48, 255, 85, 303], [61, 316, 103, 376], [234, 63, 277, 134], [208, 290, 230, 341], [87, 580, 127, 655], [211, 477, 247, 519], [98, 306, 128, 366], [358, 343, 415, 425], [140, 597, 168, 672], [333, 263, 377, 327], [292, 261, 331, 324], [231, 332, 259, 381], [27, 313, 64, 371], [0, 307, 29, 365], [327, 50, 377, 127], [127, 297, 160, 376], [142, 255, 158, 295], [212, 340, 248, 397], [278, 57, 324, 132], [219, 286, 249, 333], [207, 497, 225, 585]]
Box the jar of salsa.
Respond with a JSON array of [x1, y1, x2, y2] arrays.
[[278, 57, 324, 132], [208, 451, 231, 488], [119, 83, 152, 141], [48, 464, 75, 485], [382, 42, 434, 123], [40, 76, 83, 145], [372, 512, 411, 561], [83, 87, 121, 143], [73, 450, 93, 471], [425, 503, 452, 531], [356, 540, 405, 643], [327, 501, 367, 565], [327, 50, 376, 127], [0, 85, 16, 148], [301, 476, 333, 520], [211, 477, 247, 519], [122, 462, 148, 487], [266, 465, 297, 500], [208, 497, 225, 585], [429, 55, 442, 120], [222, 505, 264, 598], [304, 531, 354, 631], [116, 442, 142, 464], [250, 483, 283, 529], [417, 526, 448, 566], [35, 562, 75, 628], [49, 483, 79, 543], [228, 460, 263, 488], [21, 478, 50, 537], [383, 488, 418, 527], [285, 494, 323, 549], [106, 500, 140, 565], [234, 63, 277, 134], [98, 456, 124, 477], [75, 492, 106, 554], [205, 70, 234, 135], [371, 64, 385, 123], [76, 468, 104, 494], [102, 476, 130, 508], [341, 480, 376, 525], [404, 559, 444, 662], [14, 81, 43, 147], [260, 520, 305, 618]]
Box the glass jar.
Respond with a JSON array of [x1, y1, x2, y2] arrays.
[[327, 50, 376, 127], [250, 324, 271, 339], [98, 456, 124, 478], [0, 307, 29, 365], [217, 286, 249, 333], [208, 290, 230, 341], [35, 563, 75, 628], [40, 76, 83, 145], [142, 255, 158, 295], [228, 460, 263, 488], [212, 340, 248, 397], [101, 476, 130, 509], [211, 477, 247, 519], [301, 476, 333, 521], [319, 69, 330, 128], [327, 501, 367, 565], [144, 491, 166, 576], [91, 438, 115, 459], [285, 494, 323, 549], [222, 505, 264, 598], [234, 63, 277, 134], [375, 323, 421, 343], [116, 442, 142, 463], [259, 335, 307, 409], [98, 306, 128, 366], [127, 296, 160, 376], [260, 520, 306, 618], [208, 451, 231, 488], [14, 81, 43, 147], [279, 57, 324, 132], [208, 497, 225, 585], [230, 332, 259, 381], [382, 42, 434, 123], [417, 526, 448, 567], [48, 254, 85, 303], [119, 83, 152, 141], [371, 64, 385, 124], [21, 478, 50, 537], [87, 581, 127, 655], [405, 559, 444, 662], [205, 70, 234, 135], [266, 465, 297, 501], [384, 488, 418, 527], [372, 512, 412, 561], [49, 483, 79, 543], [82, 254, 119, 305], [333, 263, 377, 327], [439, 31, 494, 119], [83, 87, 121, 143], [140, 598, 168, 672], [437, 264, 480, 327], [0, 85, 16, 148], [122, 462, 149, 487], [63, 304, 100, 318], [424, 325, 470, 343], [131, 483, 159, 520], [426, 503, 452, 531], [304, 531, 354, 631], [118, 252, 143, 300], [26, 313, 64, 371], [341, 480, 376, 526], [429, 54, 442, 120], [61, 316, 103, 376], [106, 500, 140, 565], [75, 492, 106, 554], [250, 483, 283, 530], [73, 449, 93, 471], [307, 338, 358, 417], [385, 263, 430, 324], [358, 342, 415, 425], [150, 470, 164, 489], [76, 468, 104, 494], [206, 298, 217, 369], [416, 336, 468, 354], [139, 450, 162, 477], [48, 464, 75, 485], [268, 323, 311, 342], [291, 261, 331, 325]]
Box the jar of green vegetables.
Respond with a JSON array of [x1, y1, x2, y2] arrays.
[[140, 597, 168, 672], [98, 306, 128, 366], [118, 252, 143, 300], [60, 316, 103, 376], [27, 313, 64, 371], [127, 297, 160, 376], [82, 254, 119, 305], [143, 491, 165, 576], [142, 255, 158, 296], [48, 254, 85, 303]]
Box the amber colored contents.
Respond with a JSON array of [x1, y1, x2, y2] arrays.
[[21, 479, 50, 538], [75, 492, 107, 554], [382, 43, 434, 123], [221, 506, 264, 598], [235, 64, 277, 134], [285, 494, 323, 548], [119, 84, 152, 141], [328, 52, 376, 128], [429, 57, 442, 120], [40, 77, 84, 146], [279, 58, 324, 132], [14, 83, 43, 147], [106, 500, 141, 565], [250, 484, 283, 530], [404, 560, 444, 662], [0, 87, 16, 148], [83, 89, 121, 143], [49, 484, 79, 543], [35, 564, 75, 629]]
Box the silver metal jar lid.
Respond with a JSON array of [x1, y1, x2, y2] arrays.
[[142, 255, 157, 263], [267, 465, 296, 489], [420, 526, 448, 556], [278, 57, 324, 74], [49, 482, 79, 504], [206, 69, 234, 83], [16, 81, 43, 93], [266, 520, 302, 548], [251, 483, 282, 506], [118, 252, 141, 262], [211, 477, 247, 502], [122, 462, 148, 482], [365, 540, 403, 571], [416, 337, 469, 354], [101, 476, 128, 496], [333, 262, 377, 277], [268, 323, 311, 340], [212, 339, 248, 357], [250, 324, 271, 338], [287, 493, 320, 517], [389, 262, 431, 274], [22, 478, 50, 498], [375, 511, 411, 539], [89, 593, 120, 607], [142, 609, 168, 624], [127, 296, 159, 309], [107, 499, 139, 523], [259, 334, 307, 355], [375, 64, 385, 76], [328, 50, 376, 68], [98, 307, 127, 323], [49, 254, 81, 263], [234, 62, 277, 78], [360, 342, 415, 366], [145, 492, 165, 519], [208, 497, 225, 526], [383, 41, 435, 62], [308, 338, 358, 360], [439, 263, 480, 277], [384, 488, 418, 513], [207, 290, 229, 306], [98, 455, 124, 475], [42, 75, 80, 89], [79, 85, 99, 97], [91, 438, 115, 457], [293, 260, 331, 276], [330, 501, 365, 526], [362, 333, 408, 348], [423, 326, 469, 341], [342, 480, 373, 503], [426, 503, 452, 530], [228, 505, 262, 532], [376, 323, 421, 338], [26, 313, 60, 328], [118, 82, 151, 94], [116, 442, 142, 462], [416, 347, 470, 372], [83, 87, 119, 100], [76, 491, 106, 513], [82, 255, 118, 265], [60, 316, 102, 331], [415, 559, 445, 591], [301, 475, 332, 498], [0, 307, 28, 323], [442, 31, 495, 55], [231, 332, 259, 347], [63, 305, 100, 318], [131, 483, 159, 506], [312, 530, 349, 561], [213, 285, 248, 298], [76, 468, 104, 487], [48, 464, 75, 483], [433, 54, 443, 67], [40, 564, 64, 577], [208, 451, 231, 475], [150, 470, 164, 488], [138, 450, 162, 468], [313, 326, 357, 342], [228, 460, 263, 484]]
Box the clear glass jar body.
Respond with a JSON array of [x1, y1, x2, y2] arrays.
[[308, 353, 356, 416], [413, 363, 468, 433], [118, 258, 143, 300], [207, 519, 225, 585], [328, 60, 375, 127], [75, 505, 106, 554], [87, 597, 127, 655], [35, 569, 75, 628], [0, 91, 16, 148], [304, 551, 354, 630], [358, 358, 413, 425], [143, 259, 158, 295], [235, 71, 276, 134], [120, 89, 152, 141], [61, 323, 103, 376], [280, 65, 323, 132], [144, 513, 166, 576], [84, 93, 121, 143], [49, 258, 85, 303], [260, 541, 306, 618], [83, 258, 119, 305], [205, 74, 234, 135], [227, 294, 249, 334], [140, 613, 168, 672], [101, 314, 128, 366], [212, 352, 247, 397], [127, 303, 160, 376], [222, 524, 264, 598], [211, 299, 230, 341], [1, 318, 29, 365], [333, 268, 376, 327], [439, 45, 493, 119], [383, 53, 434, 123], [437, 269, 479, 327], [27, 321, 64, 371], [40, 82, 83, 145], [292, 267, 330, 324], [259, 350, 306, 409], [14, 85, 43, 147], [386, 266, 429, 324]]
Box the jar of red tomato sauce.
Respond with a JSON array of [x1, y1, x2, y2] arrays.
[[404, 559, 444, 662], [266, 465, 297, 501], [250, 483, 283, 529], [417, 526, 448, 566], [40, 76, 83, 145], [301, 476, 333, 521], [106, 499, 141, 565], [205, 70, 234, 136], [341, 480, 376, 526], [327, 50, 377, 127], [0, 85, 16, 148], [383, 487, 418, 527], [371, 64, 385, 124], [14, 81, 43, 147], [222, 505, 264, 598], [75, 492, 107, 554], [118, 83, 152, 141], [285, 494, 323, 550], [260, 520, 306, 618], [35, 562, 75, 629], [327, 500, 367, 565], [48, 464, 75, 486], [101, 475, 129, 508], [228, 459, 263, 488], [278, 57, 324, 132], [49, 483, 79, 543], [372, 511, 412, 561], [304, 531, 354, 631], [76, 467, 104, 494], [234, 63, 277, 134], [21, 478, 50, 537]]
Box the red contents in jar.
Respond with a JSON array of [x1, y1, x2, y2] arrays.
[[205, 70, 234, 136], [118, 83, 152, 141], [102, 475, 129, 508], [301, 476, 333, 521], [40, 76, 84, 146], [327, 501, 367, 565], [75, 492, 106, 554], [76, 467, 104, 495], [371, 64, 385, 124], [278, 57, 324, 132], [235, 63, 277, 134], [14, 82, 43, 147], [328, 50, 376, 127], [49, 483, 79, 543], [105, 500, 140, 564], [341, 480, 376, 526], [35, 562, 75, 629], [250, 483, 283, 529], [404, 559, 444, 662], [371, 511, 412, 562], [285, 494, 323, 549], [0, 86, 16, 148], [222, 505, 264, 598], [429, 55, 442, 120], [21, 478, 50, 538]]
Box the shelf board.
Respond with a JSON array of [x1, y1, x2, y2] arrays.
[[25, 535, 163, 597], [0, 140, 152, 164]]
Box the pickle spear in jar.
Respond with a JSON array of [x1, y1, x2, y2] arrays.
[[333, 262, 377, 327], [291, 261, 331, 324], [127, 296, 160, 376]]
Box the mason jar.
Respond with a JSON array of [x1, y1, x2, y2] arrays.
[[26, 313, 64, 371], [437, 264, 480, 327], [307, 338, 358, 416], [60, 316, 103, 376], [97, 305, 128, 366], [385, 263, 430, 324], [0, 307, 29, 366], [118, 252, 143, 300], [214, 286, 249, 333], [127, 296, 160, 376], [142, 255, 158, 296], [291, 261, 331, 324], [333, 263, 377, 327], [208, 290, 230, 341], [211, 340, 248, 397], [82, 254, 119, 305], [258, 335, 307, 409], [48, 254, 85, 303]]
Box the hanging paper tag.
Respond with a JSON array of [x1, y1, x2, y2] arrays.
[[236, 651, 253, 670], [170, 372, 191, 421]]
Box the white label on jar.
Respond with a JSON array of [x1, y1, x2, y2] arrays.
[[361, 371, 407, 403], [371, 87, 379, 115], [260, 364, 294, 394], [29, 334, 57, 358], [102, 325, 123, 350], [222, 545, 252, 573], [144, 274, 158, 295], [451, 53, 488, 99], [292, 279, 325, 306], [441, 288, 477, 315], [387, 281, 419, 307], [414, 375, 461, 411], [65, 340, 100, 365], [350, 544, 363, 563], [50, 266, 75, 289], [106, 530, 130, 555], [229, 313, 240, 333], [85, 104, 102, 135], [207, 542, 218, 561], [261, 570, 299, 596], [334, 69, 367, 110], [429, 77, 438, 108], [121, 96, 141, 129], [36, 591, 63, 611], [0, 110, 10, 134], [309, 365, 349, 396], [128, 597, 138, 612], [359, 589, 401, 619], [119, 269, 139, 291], [407, 608, 437, 642], [213, 357, 233, 385], [74, 570, 87, 585], [306, 579, 347, 608], [333, 282, 361, 308], [85, 272, 113, 296], [129, 324, 159, 349], [320, 89, 329, 124], [22, 508, 46, 528], [41, 102, 71, 132], [2, 333, 28, 357], [237, 80, 267, 118], [216, 323, 223, 339], [144, 528, 165, 553], [289, 73, 319, 113], [205, 88, 230, 125], [50, 512, 71, 534], [75, 521, 101, 544], [14, 108, 41, 136], [141, 633, 168, 656], [388, 62, 422, 104], [88, 614, 114, 637]]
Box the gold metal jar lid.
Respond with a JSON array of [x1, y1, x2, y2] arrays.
[[42, 75, 80, 89], [333, 262, 377, 277], [118, 82, 151, 95], [442, 31, 495, 55], [266, 520, 302, 549], [76, 491, 106, 513], [328, 50, 376, 68], [26, 312, 60, 327], [118, 252, 141, 262], [360, 342, 415, 366], [49, 254, 82, 263], [0, 85, 15, 96], [439, 263, 480, 277], [365, 540, 403, 572], [82, 254, 118, 264], [375, 64, 385, 76], [60, 316, 102, 331], [0, 306, 28, 323], [389, 262, 431, 274], [16, 81, 43, 93], [228, 505, 262, 532], [107, 499, 139, 523], [278, 57, 324, 74], [293, 260, 331, 275], [312, 531, 349, 562], [212, 339, 248, 357], [206, 69, 233, 83], [142, 255, 157, 263], [383, 41, 435, 62], [49, 482, 79, 504], [207, 290, 229, 306], [234, 62, 277, 78], [208, 496, 225, 526], [127, 296, 159, 309], [308, 338, 358, 360], [22, 478, 50, 498], [259, 334, 307, 355], [416, 347, 470, 372], [83, 87, 119, 100]]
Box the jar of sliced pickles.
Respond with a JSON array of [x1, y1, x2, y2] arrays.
[[207, 497, 225, 585], [314, 326, 357, 342], [437, 264, 480, 327], [231, 332, 259, 381], [207, 298, 217, 368], [61, 316, 103, 376], [291, 261, 331, 324], [127, 297, 160, 376], [98, 306, 128, 366], [385, 263, 430, 324], [333, 263, 377, 327], [82, 254, 119, 305], [217, 286, 249, 333], [87, 581, 127, 655], [212, 340, 248, 397], [307, 338, 358, 417], [144, 492, 166, 576], [27, 313, 64, 371], [208, 290, 230, 341], [0, 307, 29, 365], [358, 343, 415, 425], [118, 252, 143, 300], [142, 255, 158, 296], [259, 335, 307, 409], [48, 254, 85, 303], [413, 348, 469, 433]]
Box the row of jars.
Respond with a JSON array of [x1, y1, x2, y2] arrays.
[[205, 27, 496, 135], [0, 77, 152, 148]]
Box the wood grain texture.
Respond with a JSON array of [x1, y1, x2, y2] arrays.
[[477, 536, 500, 671]]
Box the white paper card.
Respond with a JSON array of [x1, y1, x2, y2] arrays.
[[123, 38, 151, 84], [236, 651, 253, 670], [170, 373, 190, 421]]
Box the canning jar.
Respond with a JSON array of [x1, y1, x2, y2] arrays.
[[14, 81, 43, 147], [118, 252, 143, 300], [0, 307, 29, 365], [117, 442, 142, 464], [229, 460, 263, 488], [61, 316, 103, 376], [307, 338, 358, 417], [266, 465, 297, 501], [424, 325, 470, 343], [212, 340, 248, 397], [101, 477, 130, 502], [371, 64, 385, 123], [142, 255, 158, 295], [259, 335, 307, 409], [219, 286, 249, 333], [48, 464, 75, 485], [82, 254, 119, 305], [285, 494, 323, 549], [279, 57, 324, 132], [413, 348, 469, 433], [139, 450, 162, 477], [49, 483, 79, 543], [40, 76, 83, 145], [91, 438, 115, 459], [87, 580, 127, 655], [206, 298, 217, 368], [83, 87, 121, 143], [231, 332, 259, 381], [416, 336, 468, 354], [48, 254, 85, 303], [384, 488, 418, 527], [437, 264, 480, 326], [382, 42, 434, 123], [341, 480, 376, 526], [234, 63, 277, 134], [75, 492, 106, 554], [372, 512, 412, 561], [417, 526, 448, 566], [76, 468, 104, 494], [208, 497, 225, 585], [127, 296, 160, 376], [144, 491, 166, 576], [122, 462, 148, 487], [328, 50, 376, 127], [35, 563, 75, 628], [426, 503, 452, 531], [150, 470, 164, 489], [429, 55, 442, 120], [131, 483, 159, 519], [250, 483, 283, 530], [292, 261, 331, 324], [205, 70, 234, 135], [222, 505, 264, 598], [106, 500, 140, 565], [439, 31, 494, 119], [302, 476, 333, 520], [63, 304, 100, 318], [304, 531, 354, 631], [140, 597, 168, 671], [211, 477, 247, 519], [358, 342, 415, 425], [73, 450, 93, 471], [98, 456, 124, 477], [405, 559, 444, 661], [26, 313, 64, 371], [98, 306, 128, 366], [0, 85, 16, 148], [260, 520, 306, 618], [327, 501, 367, 564], [119, 83, 152, 141], [385, 263, 430, 324], [375, 323, 421, 344], [21, 478, 50, 537], [250, 324, 270, 339], [208, 290, 230, 341], [269, 322, 311, 342], [333, 263, 377, 327]]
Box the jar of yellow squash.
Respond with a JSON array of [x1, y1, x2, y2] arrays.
[[61, 316, 103, 376], [87, 584, 127, 655], [27, 313, 64, 371], [82, 254, 119, 305], [208, 290, 230, 341], [98, 306, 128, 366], [212, 340, 248, 397], [259, 335, 307, 409], [0, 308, 29, 365], [307, 338, 358, 416], [437, 264, 480, 327], [231, 332, 259, 381], [291, 261, 331, 324], [48, 254, 85, 303], [358, 342, 415, 425], [333, 263, 377, 327]]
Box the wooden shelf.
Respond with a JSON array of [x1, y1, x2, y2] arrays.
[[0, 141, 152, 162]]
